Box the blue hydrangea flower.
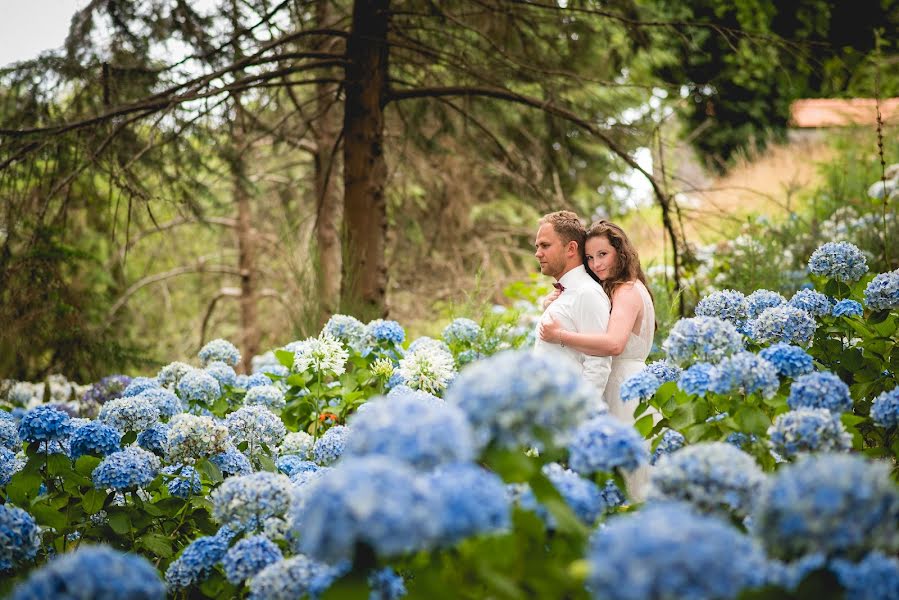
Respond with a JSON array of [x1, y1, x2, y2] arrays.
[[99, 396, 160, 433], [165, 413, 230, 464], [442, 318, 482, 344], [211, 444, 253, 477], [226, 405, 286, 458], [648, 442, 765, 518], [121, 376, 160, 397], [10, 545, 165, 599], [177, 370, 221, 405], [725, 432, 757, 450], [645, 360, 682, 383], [368, 567, 407, 600], [135, 423, 169, 456], [0, 504, 41, 571], [663, 316, 744, 366], [246, 371, 279, 388], [92, 446, 160, 491], [808, 242, 869, 282], [222, 535, 283, 585], [244, 385, 286, 411], [312, 425, 349, 466], [753, 453, 899, 560], [650, 429, 686, 465], [831, 552, 899, 600], [408, 336, 449, 354], [345, 394, 475, 470], [278, 431, 314, 459], [18, 405, 73, 445], [746, 289, 786, 320], [165, 532, 231, 591], [0, 447, 25, 486], [864, 270, 899, 311], [758, 343, 814, 378], [198, 338, 241, 367], [620, 370, 661, 403], [750, 305, 816, 347], [677, 362, 714, 396], [133, 388, 183, 420], [600, 479, 626, 509], [695, 289, 749, 330], [768, 408, 852, 460], [276, 455, 318, 477], [323, 314, 367, 348], [542, 462, 606, 525], [80, 375, 131, 415], [568, 415, 649, 475], [162, 464, 202, 499], [708, 352, 779, 399], [365, 319, 406, 345], [871, 388, 899, 428], [211, 472, 293, 532], [787, 371, 853, 413], [0, 418, 20, 451], [204, 361, 237, 388], [156, 362, 192, 390], [385, 371, 406, 391], [587, 503, 769, 600], [832, 299, 864, 318], [248, 555, 346, 600], [68, 421, 121, 460], [426, 462, 510, 544], [445, 350, 595, 449], [789, 289, 833, 317], [294, 456, 441, 563], [385, 384, 444, 406]]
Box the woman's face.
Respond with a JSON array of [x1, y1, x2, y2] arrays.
[[585, 235, 618, 281]]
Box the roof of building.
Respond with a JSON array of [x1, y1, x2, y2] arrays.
[[790, 98, 899, 128]]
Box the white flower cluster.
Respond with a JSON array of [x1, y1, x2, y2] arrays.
[[165, 413, 230, 464], [396, 344, 456, 395], [292, 333, 349, 377]]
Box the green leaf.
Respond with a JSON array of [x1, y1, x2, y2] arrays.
[[634, 414, 655, 437], [121, 431, 138, 446], [275, 349, 295, 368], [869, 309, 891, 324], [735, 406, 770, 435], [256, 454, 277, 473], [31, 502, 68, 530], [107, 511, 131, 535], [5, 470, 43, 506], [839, 348, 864, 371], [47, 453, 73, 476], [75, 455, 102, 476], [139, 532, 174, 558], [82, 489, 110, 514], [195, 459, 224, 484], [484, 447, 536, 483]]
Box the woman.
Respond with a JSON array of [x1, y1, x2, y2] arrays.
[[538, 220, 658, 500]]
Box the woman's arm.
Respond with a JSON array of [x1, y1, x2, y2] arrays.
[[537, 285, 642, 356]]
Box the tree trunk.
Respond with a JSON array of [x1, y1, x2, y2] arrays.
[[313, 0, 343, 325], [341, 0, 389, 320], [234, 119, 259, 374]]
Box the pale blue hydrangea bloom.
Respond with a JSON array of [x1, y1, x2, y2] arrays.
[[92, 446, 161, 491], [426, 462, 510, 544], [156, 361, 192, 390], [871, 389, 899, 428], [442, 318, 482, 344], [832, 299, 864, 318], [204, 361, 238, 388], [368, 567, 407, 600], [295, 456, 441, 562], [312, 425, 349, 466], [10, 545, 165, 600], [223, 535, 283, 585], [210, 444, 253, 477], [121, 376, 160, 397], [768, 408, 852, 459], [198, 338, 241, 367], [695, 289, 749, 330], [619, 370, 661, 403], [133, 388, 183, 420], [746, 289, 786, 320], [753, 453, 899, 560], [542, 462, 606, 525], [276, 456, 317, 477], [0, 418, 19, 451], [17, 405, 73, 444], [725, 432, 758, 450], [787, 371, 853, 413], [226, 405, 286, 457], [648, 442, 765, 518], [278, 431, 314, 459], [650, 429, 686, 465], [663, 316, 744, 366], [708, 352, 779, 399], [445, 350, 595, 449], [385, 384, 443, 405], [677, 362, 714, 396], [365, 319, 406, 345], [407, 336, 449, 354], [0, 447, 25, 486], [345, 394, 475, 470], [831, 552, 899, 600], [161, 464, 202, 499], [0, 504, 41, 571], [758, 343, 814, 378], [165, 413, 230, 464], [244, 385, 286, 410], [749, 305, 816, 346], [789, 289, 833, 317], [212, 472, 293, 534], [864, 270, 899, 311], [247, 554, 345, 600], [764, 553, 828, 591], [176, 369, 221, 405], [99, 396, 160, 433], [68, 421, 121, 460], [808, 241, 868, 282], [645, 360, 682, 383], [568, 415, 649, 475], [587, 503, 769, 600], [323, 314, 367, 348], [165, 530, 231, 591]]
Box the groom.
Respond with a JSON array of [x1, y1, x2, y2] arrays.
[[532, 211, 612, 405]]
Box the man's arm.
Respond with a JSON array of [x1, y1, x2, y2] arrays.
[[573, 287, 612, 399]]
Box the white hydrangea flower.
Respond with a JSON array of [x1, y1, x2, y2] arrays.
[[166, 413, 230, 464]]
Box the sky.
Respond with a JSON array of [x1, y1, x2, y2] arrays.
[[0, 0, 84, 67]]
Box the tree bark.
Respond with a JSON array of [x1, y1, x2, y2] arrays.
[[340, 0, 390, 320]]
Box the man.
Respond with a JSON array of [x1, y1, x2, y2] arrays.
[[533, 211, 612, 408]]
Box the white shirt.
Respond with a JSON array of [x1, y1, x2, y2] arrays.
[[533, 265, 612, 406]]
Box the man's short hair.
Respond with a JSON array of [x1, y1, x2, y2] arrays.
[[539, 211, 585, 249]]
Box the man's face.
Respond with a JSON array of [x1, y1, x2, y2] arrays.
[[534, 223, 569, 279]]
